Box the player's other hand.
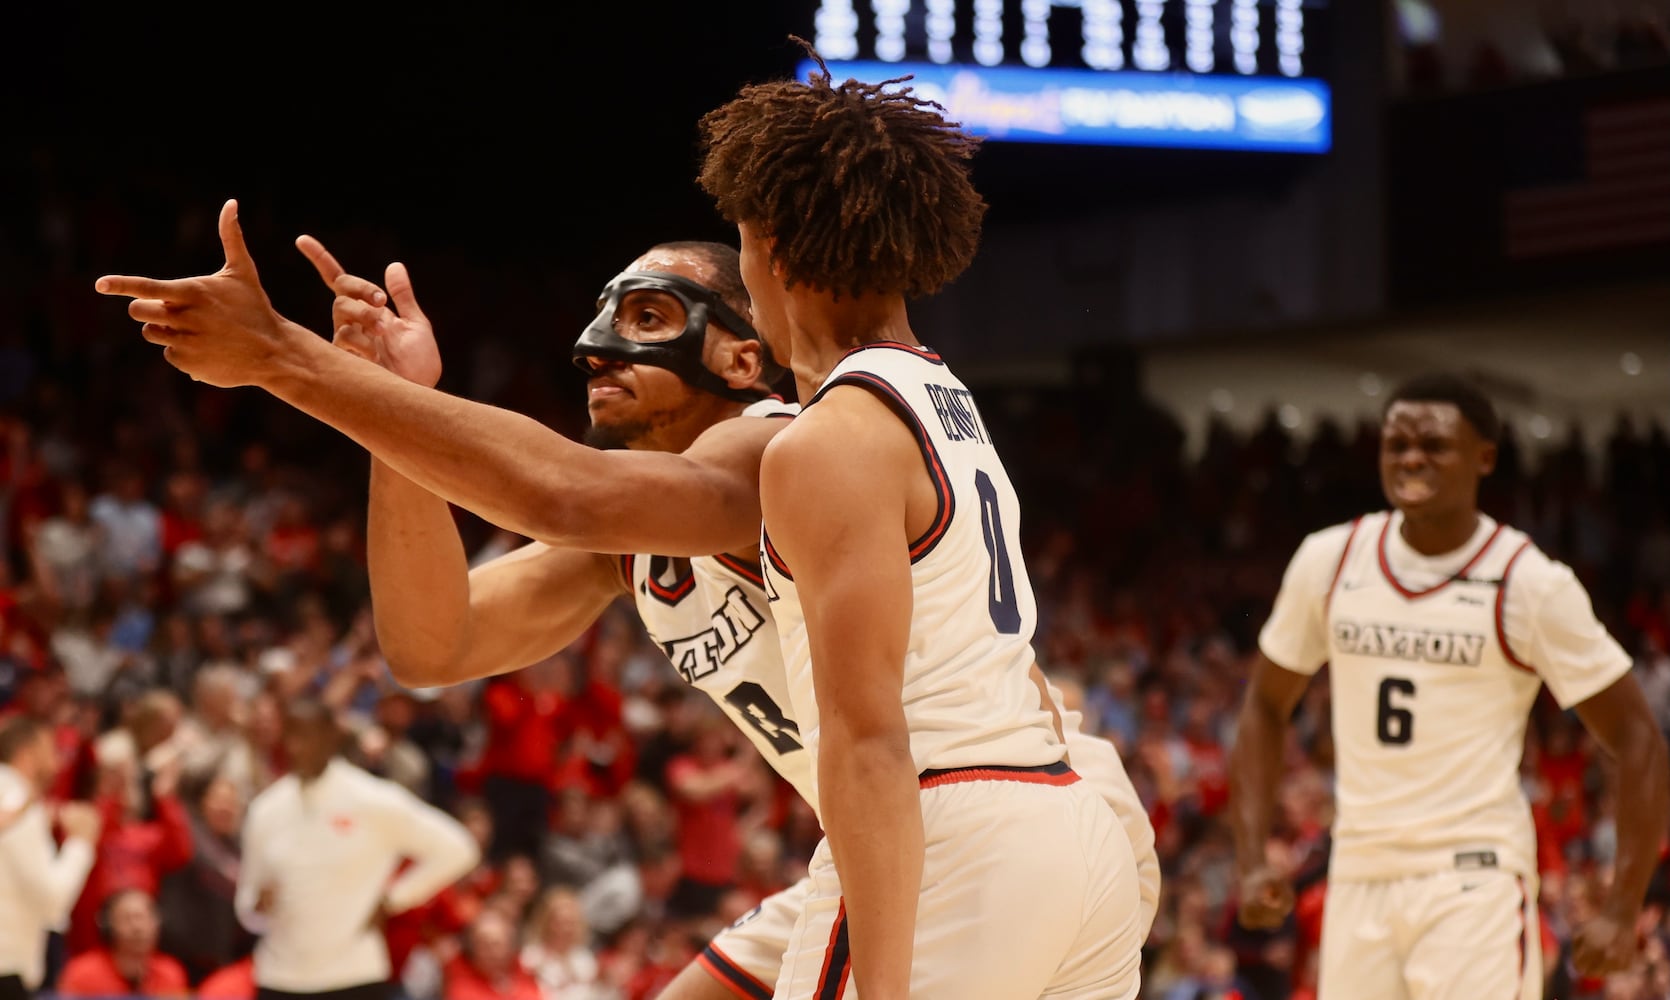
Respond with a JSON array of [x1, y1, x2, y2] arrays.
[[1571, 910, 1638, 977], [296, 235, 442, 388], [95, 200, 302, 388], [1236, 866, 1295, 930]]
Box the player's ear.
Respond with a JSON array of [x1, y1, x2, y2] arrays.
[[1477, 440, 1498, 477], [715, 335, 766, 391]]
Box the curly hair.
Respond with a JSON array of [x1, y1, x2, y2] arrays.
[[696, 38, 987, 300]]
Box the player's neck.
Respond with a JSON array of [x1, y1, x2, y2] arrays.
[[1397, 508, 1482, 557], [785, 294, 916, 398]]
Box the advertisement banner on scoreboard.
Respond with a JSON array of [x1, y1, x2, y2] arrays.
[[802, 60, 1331, 152]]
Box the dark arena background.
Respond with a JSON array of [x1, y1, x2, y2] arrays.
[[2, 2, 1668, 998]]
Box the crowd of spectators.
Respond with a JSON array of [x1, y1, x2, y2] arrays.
[[3, 173, 1669, 1000]]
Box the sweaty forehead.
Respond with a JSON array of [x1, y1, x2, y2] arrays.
[[1383, 400, 1468, 437], [625, 251, 714, 287]]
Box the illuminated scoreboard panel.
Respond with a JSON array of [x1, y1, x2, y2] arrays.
[[803, 0, 1332, 152]]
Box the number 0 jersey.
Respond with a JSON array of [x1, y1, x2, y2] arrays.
[[623, 400, 813, 806], [761, 343, 1063, 810], [1259, 510, 1632, 881]]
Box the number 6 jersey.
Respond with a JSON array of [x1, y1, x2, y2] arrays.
[[761, 343, 1063, 810], [1258, 510, 1632, 882]]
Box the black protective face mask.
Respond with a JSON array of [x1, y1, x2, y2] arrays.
[[571, 271, 783, 403]]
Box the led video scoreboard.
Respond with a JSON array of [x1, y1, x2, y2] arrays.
[[802, 0, 1332, 152]]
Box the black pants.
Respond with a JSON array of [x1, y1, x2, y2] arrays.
[[0, 975, 30, 1000], [257, 982, 391, 1000]]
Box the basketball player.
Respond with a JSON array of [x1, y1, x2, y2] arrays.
[[696, 44, 1144, 999], [1228, 373, 1669, 999], [95, 222, 1160, 999]]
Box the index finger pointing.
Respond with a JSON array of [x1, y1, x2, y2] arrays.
[[296, 234, 346, 288], [94, 274, 196, 301]]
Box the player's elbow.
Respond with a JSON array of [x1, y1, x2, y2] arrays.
[[381, 647, 463, 690]]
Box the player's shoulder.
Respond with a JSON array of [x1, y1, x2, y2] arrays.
[[1490, 527, 1579, 599], [1291, 513, 1384, 566], [740, 396, 800, 420], [826, 340, 949, 380]]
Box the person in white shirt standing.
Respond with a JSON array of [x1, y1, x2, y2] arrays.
[[1229, 373, 1670, 1000], [0, 714, 102, 1000], [235, 698, 478, 1000]]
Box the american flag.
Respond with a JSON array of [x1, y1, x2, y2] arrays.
[[1502, 97, 1670, 259]]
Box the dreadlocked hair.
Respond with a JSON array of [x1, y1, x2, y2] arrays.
[[697, 37, 987, 300]]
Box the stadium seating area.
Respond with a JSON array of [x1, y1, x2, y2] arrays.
[[3, 162, 1668, 1000]]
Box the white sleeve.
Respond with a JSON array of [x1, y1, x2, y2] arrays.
[[1502, 551, 1633, 710], [375, 782, 480, 915], [234, 798, 271, 934], [0, 807, 96, 925], [1257, 523, 1355, 675]]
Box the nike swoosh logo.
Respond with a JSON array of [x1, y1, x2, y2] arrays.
[[1461, 882, 1484, 892]]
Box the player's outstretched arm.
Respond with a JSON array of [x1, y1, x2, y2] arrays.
[[1570, 674, 1670, 976], [290, 237, 627, 688], [1228, 652, 1310, 929], [760, 390, 921, 1000], [96, 204, 781, 556]]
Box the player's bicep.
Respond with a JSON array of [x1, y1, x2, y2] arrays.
[[762, 405, 915, 734], [567, 416, 787, 556], [454, 541, 625, 681], [1244, 651, 1312, 721], [1571, 673, 1661, 762]]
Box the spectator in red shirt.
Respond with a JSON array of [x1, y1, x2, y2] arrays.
[[442, 909, 542, 1000], [664, 714, 746, 919], [196, 956, 255, 1000], [57, 887, 190, 998], [477, 660, 569, 861], [557, 638, 636, 800], [66, 751, 194, 954]]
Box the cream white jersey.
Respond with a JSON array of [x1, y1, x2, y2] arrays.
[[1259, 510, 1632, 881], [761, 343, 1062, 808], [624, 399, 814, 806]]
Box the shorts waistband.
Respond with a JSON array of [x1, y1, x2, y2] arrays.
[[918, 760, 1079, 790]]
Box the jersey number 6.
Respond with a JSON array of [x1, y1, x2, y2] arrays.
[[1376, 676, 1415, 745]]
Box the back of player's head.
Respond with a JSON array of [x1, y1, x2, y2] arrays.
[[696, 37, 987, 301], [1384, 372, 1501, 443], [643, 241, 751, 327]]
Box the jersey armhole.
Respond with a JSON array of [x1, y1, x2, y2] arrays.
[[809, 373, 954, 563], [1322, 516, 1365, 614], [614, 554, 636, 595], [1494, 540, 1539, 675]]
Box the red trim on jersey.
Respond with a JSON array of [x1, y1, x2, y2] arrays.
[[763, 531, 793, 581], [1495, 540, 1538, 674], [814, 372, 955, 563], [814, 901, 851, 1000], [1324, 516, 1365, 614], [620, 554, 635, 584], [918, 761, 1080, 790], [836, 340, 945, 366], [697, 944, 773, 1000], [644, 559, 698, 604], [713, 551, 766, 589], [1376, 516, 1504, 600]]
